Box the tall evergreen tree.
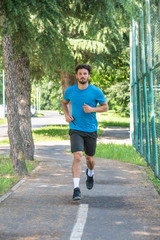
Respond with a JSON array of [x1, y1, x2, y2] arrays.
[[2, 33, 28, 175], [57, 0, 139, 117], [0, 0, 75, 169]]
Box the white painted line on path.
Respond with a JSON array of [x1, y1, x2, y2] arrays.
[[70, 204, 88, 240]]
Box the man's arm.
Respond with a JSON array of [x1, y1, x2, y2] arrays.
[[83, 101, 108, 113], [62, 98, 74, 123]]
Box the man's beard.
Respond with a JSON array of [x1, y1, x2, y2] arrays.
[[78, 78, 88, 85]]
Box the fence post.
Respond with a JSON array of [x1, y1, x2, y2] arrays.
[[132, 20, 139, 151], [136, 22, 143, 155], [146, 0, 159, 176], [140, 5, 150, 165], [130, 24, 134, 146]]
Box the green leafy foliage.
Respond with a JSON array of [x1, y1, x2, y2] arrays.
[[89, 51, 130, 116], [31, 75, 62, 111], [106, 81, 130, 116], [0, 0, 138, 116]]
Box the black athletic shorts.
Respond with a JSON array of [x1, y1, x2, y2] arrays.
[[69, 129, 97, 156]]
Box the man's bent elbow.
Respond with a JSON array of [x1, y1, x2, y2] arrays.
[[103, 102, 108, 112], [104, 106, 108, 112]]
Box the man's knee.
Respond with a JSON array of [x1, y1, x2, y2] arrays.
[[73, 151, 83, 163], [85, 154, 94, 162]]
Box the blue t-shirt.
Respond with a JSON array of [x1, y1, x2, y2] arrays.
[[64, 84, 106, 132]]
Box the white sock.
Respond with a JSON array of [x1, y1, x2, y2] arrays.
[[73, 178, 80, 189], [87, 168, 94, 177]]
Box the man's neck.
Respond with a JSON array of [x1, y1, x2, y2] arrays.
[[78, 82, 89, 90]]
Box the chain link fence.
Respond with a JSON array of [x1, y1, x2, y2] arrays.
[[130, 0, 160, 179]]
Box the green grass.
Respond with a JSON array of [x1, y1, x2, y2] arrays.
[[95, 143, 147, 166], [0, 118, 7, 125], [97, 110, 130, 127], [0, 156, 39, 196], [0, 125, 104, 145], [0, 110, 129, 145], [33, 112, 45, 117], [145, 167, 160, 194], [0, 110, 159, 195], [95, 143, 160, 194], [0, 177, 19, 195], [0, 125, 69, 145], [33, 125, 70, 141], [0, 138, 9, 145]]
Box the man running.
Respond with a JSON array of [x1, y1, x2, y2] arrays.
[[62, 64, 108, 200]]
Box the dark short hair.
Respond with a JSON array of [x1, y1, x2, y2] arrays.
[[75, 64, 92, 74]]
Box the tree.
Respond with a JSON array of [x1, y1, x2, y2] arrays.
[[30, 0, 139, 116], [2, 34, 28, 175], [57, 0, 138, 117], [15, 52, 34, 160], [0, 0, 75, 168], [58, 0, 138, 74]]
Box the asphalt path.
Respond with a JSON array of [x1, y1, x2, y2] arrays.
[[0, 141, 160, 239], [0, 112, 160, 239]]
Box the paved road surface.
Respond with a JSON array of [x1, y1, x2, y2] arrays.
[[0, 141, 160, 240], [0, 112, 160, 239]]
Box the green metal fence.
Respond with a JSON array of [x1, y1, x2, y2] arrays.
[[130, 0, 160, 179]]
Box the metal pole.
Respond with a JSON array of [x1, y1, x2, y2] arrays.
[[140, 5, 150, 165], [146, 0, 159, 176], [130, 24, 134, 145], [133, 20, 139, 151], [136, 21, 143, 155]]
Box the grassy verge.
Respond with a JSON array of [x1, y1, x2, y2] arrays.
[[0, 125, 104, 145], [95, 143, 160, 194], [0, 156, 39, 196], [33, 125, 103, 142], [33, 112, 45, 117], [0, 110, 159, 195], [33, 125, 70, 141], [0, 110, 129, 145], [95, 143, 147, 166], [0, 118, 7, 125], [145, 167, 160, 194], [97, 110, 130, 127]]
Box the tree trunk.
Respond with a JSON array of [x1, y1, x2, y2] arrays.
[[14, 52, 35, 161], [2, 35, 28, 175], [59, 70, 77, 115], [59, 70, 77, 95]]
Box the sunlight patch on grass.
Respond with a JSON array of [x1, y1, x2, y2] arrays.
[[97, 110, 130, 127], [32, 125, 70, 142], [0, 118, 7, 125]]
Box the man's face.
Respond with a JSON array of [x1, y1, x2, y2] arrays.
[[76, 69, 90, 85]]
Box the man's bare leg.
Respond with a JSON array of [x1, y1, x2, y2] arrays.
[[85, 154, 95, 189], [85, 154, 95, 170], [72, 151, 82, 200]]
